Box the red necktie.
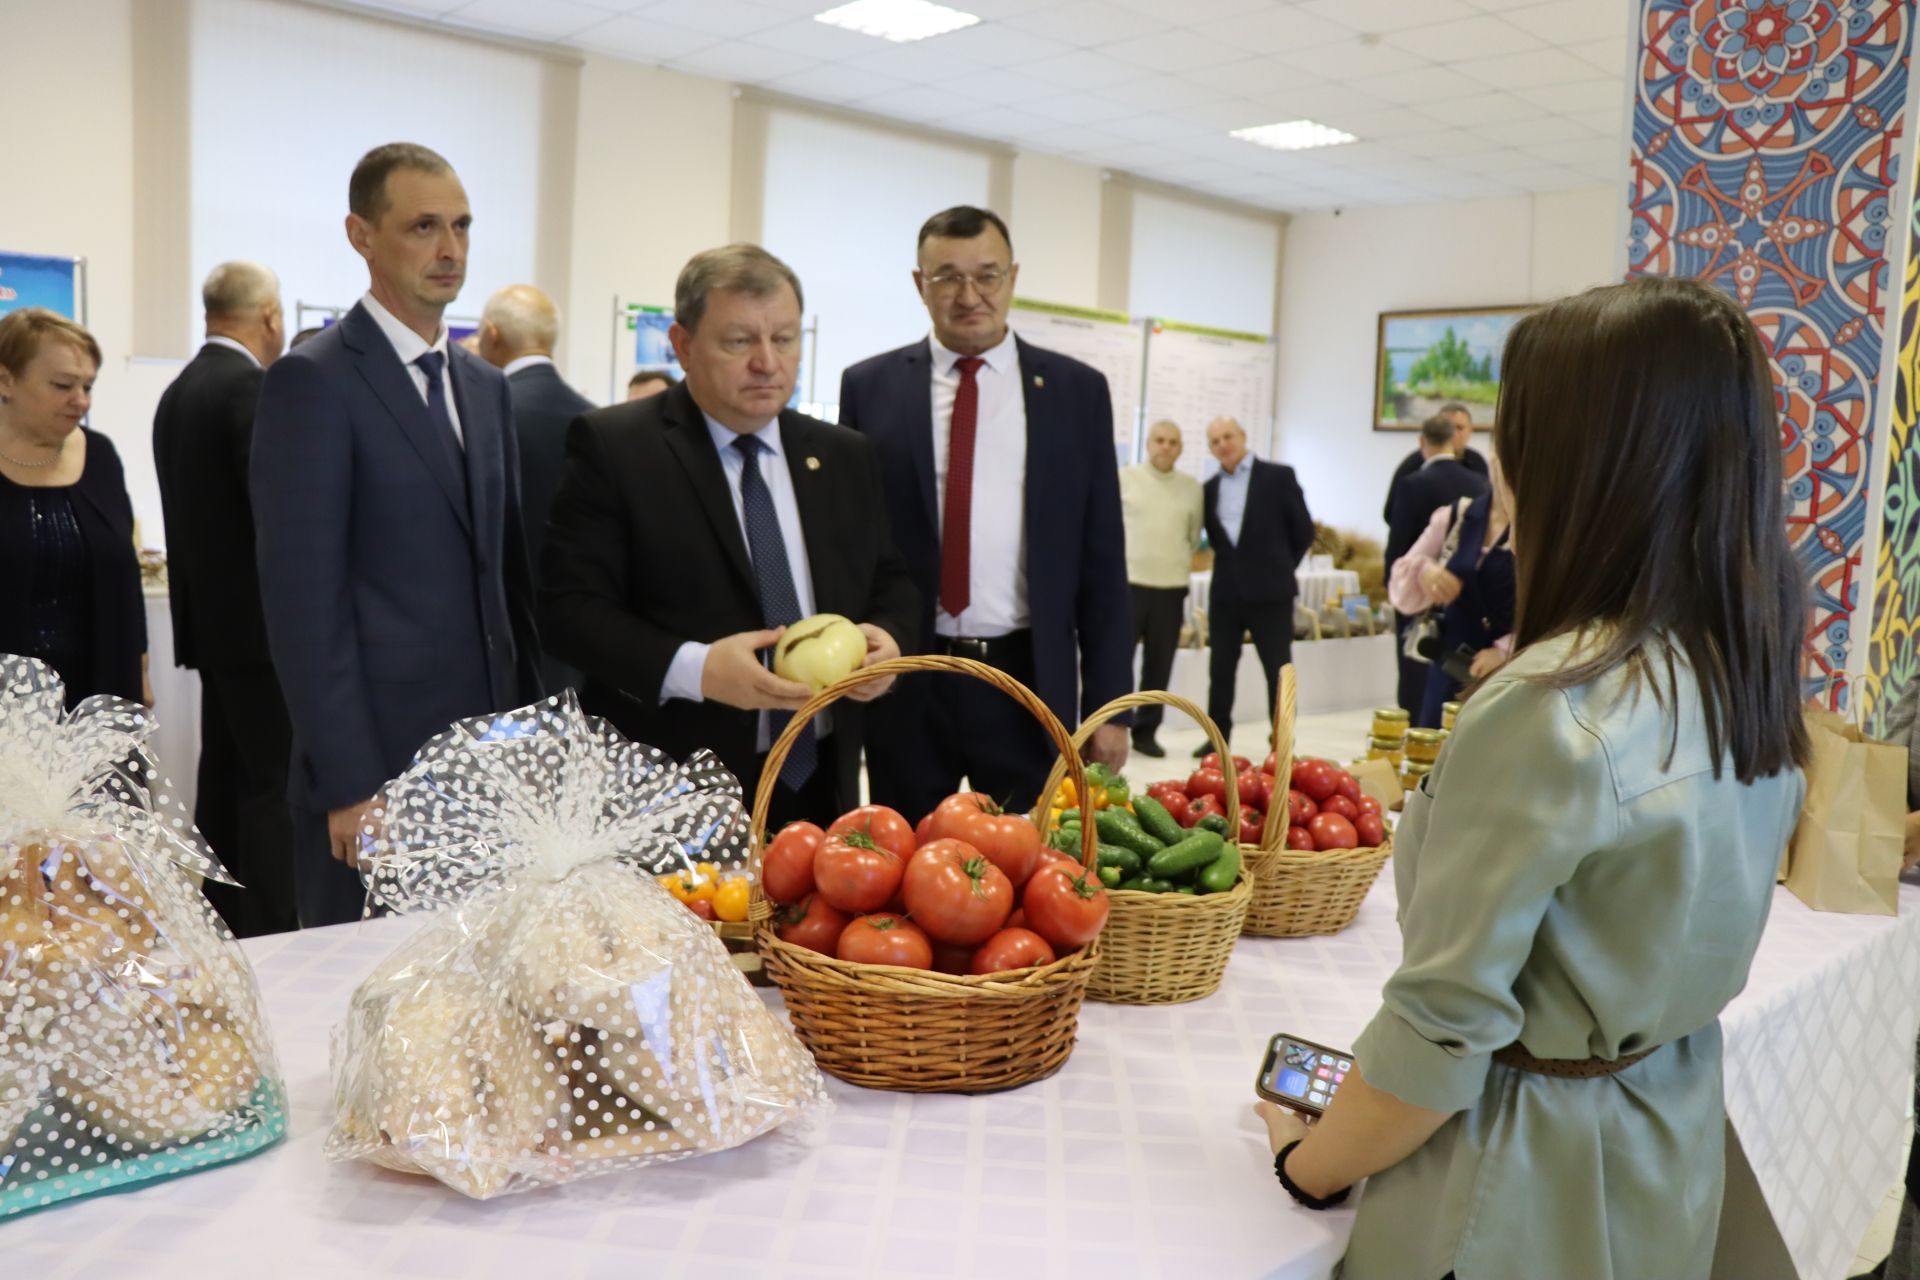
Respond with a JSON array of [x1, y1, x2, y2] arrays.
[[941, 356, 985, 619]]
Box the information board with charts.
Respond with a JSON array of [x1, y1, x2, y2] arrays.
[[1143, 320, 1277, 482], [1007, 298, 1145, 465]]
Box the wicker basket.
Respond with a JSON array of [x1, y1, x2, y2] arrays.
[[1033, 691, 1251, 1004], [747, 656, 1099, 1093], [1242, 665, 1392, 937]]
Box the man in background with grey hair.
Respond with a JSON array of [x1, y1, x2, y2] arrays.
[[541, 243, 918, 827], [477, 282, 593, 695], [152, 259, 296, 937]]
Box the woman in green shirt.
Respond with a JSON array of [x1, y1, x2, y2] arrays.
[[1258, 276, 1810, 1280]]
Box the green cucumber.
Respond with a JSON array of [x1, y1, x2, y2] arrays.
[[1196, 814, 1231, 837], [1057, 807, 1081, 826], [1147, 830, 1226, 880], [1132, 795, 1186, 846], [1174, 886, 1198, 895], [1094, 808, 1165, 860], [1095, 845, 1142, 876], [1048, 825, 1081, 857], [1115, 876, 1174, 894], [1196, 842, 1243, 894]]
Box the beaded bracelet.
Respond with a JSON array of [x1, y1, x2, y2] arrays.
[[1275, 1139, 1350, 1210]]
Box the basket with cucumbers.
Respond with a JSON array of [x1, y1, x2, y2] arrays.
[[1035, 694, 1253, 1005]]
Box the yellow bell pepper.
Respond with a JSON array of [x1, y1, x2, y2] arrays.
[[1058, 778, 1078, 809], [660, 870, 717, 905]]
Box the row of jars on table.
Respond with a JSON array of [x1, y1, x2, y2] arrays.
[[1366, 704, 1457, 793]]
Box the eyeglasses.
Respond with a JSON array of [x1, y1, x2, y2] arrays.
[[924, 268, 1010, 297]]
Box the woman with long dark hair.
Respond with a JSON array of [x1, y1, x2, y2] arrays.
[[1256, 276, 1809, 1280]]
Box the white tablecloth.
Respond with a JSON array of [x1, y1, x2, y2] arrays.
[[1187, 568, 1364, 626], [10, 883, 1916, 1280]]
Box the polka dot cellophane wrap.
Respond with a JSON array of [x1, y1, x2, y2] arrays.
[[327, 690, 829, 1200], [1627, 0, 1915, 712], [0, 656, 289, 1219]]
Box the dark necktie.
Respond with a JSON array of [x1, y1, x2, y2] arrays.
[[412, 350, 464, 457], [940, 356, 985, 619], [733, 434, 816, 789]]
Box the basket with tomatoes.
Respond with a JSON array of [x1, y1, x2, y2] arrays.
[[1239, 664, 1394, 937], [1033, 690, 1253, 1006], [747, 656, 1106, 1094]]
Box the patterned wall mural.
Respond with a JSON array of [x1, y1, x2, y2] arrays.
[[1867, 203, 1920, 734], [1626, 0, 1913, 713]]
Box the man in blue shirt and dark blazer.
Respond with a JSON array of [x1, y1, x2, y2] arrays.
[[251, 143, 540, 927], [838, 206, 1133, 817], [1201, 416, 1314, 753]]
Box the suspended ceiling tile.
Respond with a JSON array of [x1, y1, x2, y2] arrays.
[[1107, 0, 1276, 22], [739, 18, 885, 60], [1475, 114, 1601, 146], [932, 66, 1063, 105], [568, 13, 719, 61], [1294, 0, 1479, 32], [1026, 123, 1134, 154], [1565, 35, 1631, 75], [1501, 0, 1632, 44], [1008, 48, 1144, 90], [444, 0, 615, 39], [1190, 7, 1355, 55], [1001, 1, 1173, 46], [1347, 65, 1486, 106], [1097, 73, 1231, 113], [1423, 91, 1541, 127], [1383, 13, 1545, 62], [1320, 106, 1445, 141], [763, 63, 914, 101], [1264, 38, 1430, 82], [1452, 45, 1611, 90], [1390, 127, 1498, 158], [1567, 107, 1627, 134], [636, 0, 789, 39], [840, 41, 991, 82], [1512, 78, 1627, 116], [920, 23, 1078, 68], [1022, 90, 1135, 125], [666, 40, 807, 82], [1099, 28, 1248, 73], [1196, 58, 1330, 102]]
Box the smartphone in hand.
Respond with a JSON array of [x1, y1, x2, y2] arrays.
[[1255, 1032, 1354, 1118]]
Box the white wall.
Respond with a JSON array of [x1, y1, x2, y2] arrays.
[[1009, 152, 1104, 310], [1273, 187, 1620, 538], [1129, 189, 1282, 337], [562, 56, 733, 404]]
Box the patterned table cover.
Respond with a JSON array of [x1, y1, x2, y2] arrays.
[[9, 881, 1916, 1280]]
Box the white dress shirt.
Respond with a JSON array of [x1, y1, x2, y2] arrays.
[[502, 353, 552, 378], [660, 414, 828, 745], [930, 328, 1028, 638], [360, 290, 463, 447], [205, 334, 261, 368], [1214, 456, 1254, 546]]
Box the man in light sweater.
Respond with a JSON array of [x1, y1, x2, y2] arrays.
[[1120, 420, 1204, 756]]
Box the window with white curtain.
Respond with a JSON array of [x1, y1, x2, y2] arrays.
[[188, 0, 548, 341], [1128, 190, 1280, 338], [760, 108, 993, 418]]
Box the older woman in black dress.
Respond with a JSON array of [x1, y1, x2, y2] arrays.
[[0, 307, 147, 709]]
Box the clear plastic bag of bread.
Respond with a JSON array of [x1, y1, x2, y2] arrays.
[[327, 691, 828, 1199], [0, 656, 287, 1218]]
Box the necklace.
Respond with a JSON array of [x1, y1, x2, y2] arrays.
[[0, 444, 60, 469]]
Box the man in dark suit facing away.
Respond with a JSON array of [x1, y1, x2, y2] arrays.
[[476, 282, 593, 696], [1200, 416, 1315, 753], [251, 143, 541, 926], [838, 206, 1134, 818], [541, 245, 918, 828], [1387, 412, 1490, 715], [1381, 399, 1487, 525], [152, 260, 297, 937]]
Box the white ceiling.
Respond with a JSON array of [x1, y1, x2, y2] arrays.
[[350, 0, 1631, 213]]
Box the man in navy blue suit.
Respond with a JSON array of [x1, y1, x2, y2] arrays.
[[251, 143, 539, 926], [838, 207, 1133, 817]]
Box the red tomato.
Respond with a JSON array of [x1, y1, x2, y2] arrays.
[[1287, 789, 1318, 827], [930, 942, 976, 975], [1200, 752, 1252, 775], [776, 894, 850, 955], [1187, 768, 1229, 803], [837, 914, 933, 969], [1243, 771, 1275, 812], [828, 804, 917, 860], [1146, 780, 1186, 804], [1308, 813, 1359, 851], [1289, 759, 1313, 792], [1153, 789, 1191, 826], [1353, 812, 1387, 848], [902, 839, 1014, 945], [923, 794, 1042, 888], [685, 898, 717, 921], [1356, 794, 1382, 816], [1185, 793, 1227, 827], [1334, 770, 1362, 803], [1285, 825, 1316, 851], [970, 927, 1057, 975], [1022, 864, 1110, 948], [1321, 794, 1359, 822], [761, 821, 823, 905], [1295, 759, 1339, 804], [1263, 752, 1279, 775], [1005, 907, 1027, 931], [915, 811, 937, 846], [813, 830, 905, 914], [1237, 805, 1266, 845], [1235, 769, 1260, 806]]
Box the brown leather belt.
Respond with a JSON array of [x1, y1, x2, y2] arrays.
[[1493, 1042, 1659, 1078]]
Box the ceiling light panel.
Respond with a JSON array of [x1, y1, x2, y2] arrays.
[[814, 0, 980, 43], [1230, 119, 1358, 151]]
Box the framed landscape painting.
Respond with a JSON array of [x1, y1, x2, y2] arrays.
[[1374, 304, 1533, 432]]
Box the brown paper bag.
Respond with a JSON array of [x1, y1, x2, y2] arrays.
[[1349, 756, 1405, 813], [1781, 708, 1905, 915]]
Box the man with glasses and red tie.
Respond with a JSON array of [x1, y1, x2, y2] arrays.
[[839, 206, 1133, 817]]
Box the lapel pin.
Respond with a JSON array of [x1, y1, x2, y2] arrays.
[[1034, 375, 1045, 388], [806, 456, 822, 471]]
